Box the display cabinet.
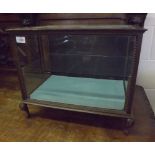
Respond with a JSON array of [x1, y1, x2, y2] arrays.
[[7, 24, 146, 130]]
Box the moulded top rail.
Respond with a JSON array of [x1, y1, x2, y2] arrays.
[[6, 24, 146, 32]]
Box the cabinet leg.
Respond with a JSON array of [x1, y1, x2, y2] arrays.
[[123, 129, 129, 135], [123, 118, 134, 135], [126, 118, 134, 128], [19, 103, 30, 118]]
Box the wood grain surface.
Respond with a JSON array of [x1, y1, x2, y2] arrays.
[[0, 72, 155, 141]]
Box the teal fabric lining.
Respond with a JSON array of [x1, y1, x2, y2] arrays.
[[30, 75, 125, 110]]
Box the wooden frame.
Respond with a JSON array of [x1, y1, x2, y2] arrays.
[[7, 24, 146, 131]]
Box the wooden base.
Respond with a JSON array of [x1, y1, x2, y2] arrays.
[[20, 100, 135, 134]]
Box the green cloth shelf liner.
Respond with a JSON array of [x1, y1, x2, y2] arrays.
[[30, 75, 125, 110]]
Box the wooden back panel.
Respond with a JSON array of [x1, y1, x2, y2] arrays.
[[37, 13, 146, 27], [37, 13, 126, 25]]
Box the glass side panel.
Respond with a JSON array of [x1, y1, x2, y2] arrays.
[[16, 35, 50, 95], [16, 35, 41, 73], [16, 33, 135, 111]]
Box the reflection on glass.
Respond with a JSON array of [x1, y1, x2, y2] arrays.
[[49, 35, 133, 80]]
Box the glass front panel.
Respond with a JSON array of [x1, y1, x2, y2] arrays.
[[16, 33, 135, 111]]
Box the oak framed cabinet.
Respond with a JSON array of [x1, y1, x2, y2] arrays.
[[7, 23, 146, 132]]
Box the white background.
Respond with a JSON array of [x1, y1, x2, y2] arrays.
[[137, 13, 155, 113]]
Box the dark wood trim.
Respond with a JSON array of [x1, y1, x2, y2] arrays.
[[6, 25, 146, 32], [125, 34, 143, 114], [24, 99, 132, 119], [38, 13, 126, 20]]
